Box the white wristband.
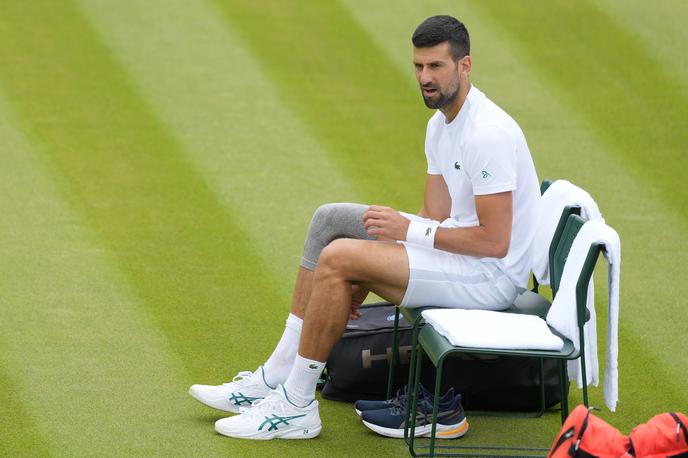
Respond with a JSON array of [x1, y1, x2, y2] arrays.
[[406, 220, 439, 248]]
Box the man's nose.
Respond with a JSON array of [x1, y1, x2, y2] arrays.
[[418, 67, 432, 85]]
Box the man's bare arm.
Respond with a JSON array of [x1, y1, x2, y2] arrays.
[[363, 191, 512, 259], [418, 174, 451, 220], [434, 191, 512, 258]]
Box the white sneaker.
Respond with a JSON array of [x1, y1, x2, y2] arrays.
[[214, 385, 321, 440], [188, 367, 273, 413]]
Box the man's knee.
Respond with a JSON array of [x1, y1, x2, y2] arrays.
[[318, 238, 361, 277], [309, 204, 334, 233], [302, 203, 371, 271], [308, 203, 367, 236]]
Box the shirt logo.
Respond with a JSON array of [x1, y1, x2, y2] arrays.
[[454, 162, 461, 170], [425, 227, 432, 237], [481, 170, 491, 179]]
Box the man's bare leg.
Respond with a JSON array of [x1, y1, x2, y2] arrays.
[[283, 239, 409, 405], [291, 266, 369, 320], [267, 260, 370, 386], [290, 266, 313, 319], [301, 239, 407, 360], [293, 203, 373, 318], [264, 202, 372, 386]]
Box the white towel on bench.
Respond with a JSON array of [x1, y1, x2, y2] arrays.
[[546, 219, 621, 411], [422, 308, 564, 351], [531, 180, 603, 285]]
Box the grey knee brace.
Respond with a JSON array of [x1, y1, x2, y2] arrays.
[[300, 203, 374, 270]]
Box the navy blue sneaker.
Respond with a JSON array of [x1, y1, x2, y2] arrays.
[[361, 392, 468, 439], [354, 384, 453, 416], [354, 386, 408, 416]]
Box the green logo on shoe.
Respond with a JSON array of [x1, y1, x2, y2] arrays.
[[308, 364, 319, 369], [259, 414, 307, 431], [229, 392, 261, 405]]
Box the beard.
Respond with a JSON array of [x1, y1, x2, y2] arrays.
[[421, 80, 460, 109]]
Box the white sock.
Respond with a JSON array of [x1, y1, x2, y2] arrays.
[[262, 313, 302, 388], [283, 353, 325, 407]]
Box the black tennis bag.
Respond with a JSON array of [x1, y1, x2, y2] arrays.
[[321, 303, 567, 411], [321, 304, 413, 401]]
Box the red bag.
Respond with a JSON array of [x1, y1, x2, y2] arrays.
[[628, 412, 688, 458], [548, 405, 629, 458], [549, 406, 688, 458]]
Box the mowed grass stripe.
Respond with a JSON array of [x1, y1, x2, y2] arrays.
[[472, 0, 688, 217], [340, 0, 431, 86], [0, 0, 284, 384], [0, 363, 50, 455], [598, 0, 688, 93], [0, 95, 62, 456], [213, 0, 428, 210], [76, 0, 361, 290], [0, 94, 229, 455], [343, 0, 688, 430]]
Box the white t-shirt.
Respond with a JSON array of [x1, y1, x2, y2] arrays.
[[424, 85, 541, 289]]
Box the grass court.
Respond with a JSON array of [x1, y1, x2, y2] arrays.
[[1, 0, 687, 456]]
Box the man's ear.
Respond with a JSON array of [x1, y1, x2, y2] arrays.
[[461, 55, 472, 77]]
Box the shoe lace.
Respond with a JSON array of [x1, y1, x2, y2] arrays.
[[244, 392, 285, 418], [222, 371, 254, 387], [380, 386, 409, 410], [388, 384, 430, 405], [389, 404, 406, 415], [388, 389, 433, 416], [391, 401, 433, 420], [389, 394, 408, 409]]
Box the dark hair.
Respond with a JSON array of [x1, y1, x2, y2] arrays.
[[412, 15, 470, 61]]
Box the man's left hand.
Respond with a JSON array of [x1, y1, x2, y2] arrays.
[[363, 205, 410, 242]]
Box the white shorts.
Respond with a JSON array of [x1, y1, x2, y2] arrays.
[[399, 214, 520, 310]]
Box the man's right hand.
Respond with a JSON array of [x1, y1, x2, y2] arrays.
[[363, 205, 411, 242]]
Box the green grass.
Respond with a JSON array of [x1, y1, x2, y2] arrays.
[[0, 0, 686, 455]]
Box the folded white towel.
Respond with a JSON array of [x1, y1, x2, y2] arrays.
[[422, 308, 564, 351], [531, 180, 604, 285], [546, 220, 621, 411]]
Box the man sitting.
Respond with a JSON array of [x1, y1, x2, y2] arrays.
[[189, 14, 540, 440]]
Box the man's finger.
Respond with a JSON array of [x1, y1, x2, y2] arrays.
[[363, 218, 383, 229], [366, 205, 393, 215], [363, 211, 385, 223]]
